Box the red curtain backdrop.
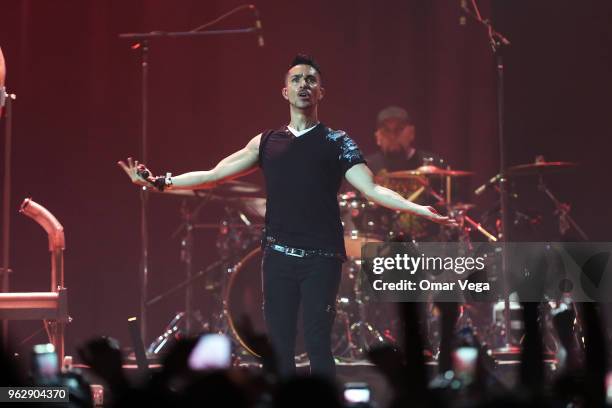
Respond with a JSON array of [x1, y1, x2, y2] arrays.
[[0, 0, 609, 353]]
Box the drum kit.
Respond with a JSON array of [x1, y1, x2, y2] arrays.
[[144, 156, 586, 365]]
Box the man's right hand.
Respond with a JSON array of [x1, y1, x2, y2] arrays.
[[117, 157, 153, 187]]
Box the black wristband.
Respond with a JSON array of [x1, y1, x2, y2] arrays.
[[152, 176, 167, 192], [150, 172, 172, 192]]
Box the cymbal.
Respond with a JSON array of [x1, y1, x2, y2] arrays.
[[374, 173, 427, 184], [387, 165, 474, 178], [506, 161, 577, 176]]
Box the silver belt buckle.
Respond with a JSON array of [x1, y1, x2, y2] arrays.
[[285, 247, 305, 257], [272, 244, 284, 252]]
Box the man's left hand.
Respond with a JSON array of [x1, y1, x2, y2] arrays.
[[418, 205, 458, 226]]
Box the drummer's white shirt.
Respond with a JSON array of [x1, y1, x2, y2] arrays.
[[287, 123, 319, 137]]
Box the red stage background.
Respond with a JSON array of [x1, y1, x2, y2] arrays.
[[0, 0, 610, 355]]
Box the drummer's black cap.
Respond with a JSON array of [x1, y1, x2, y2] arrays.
[[288, 54, 322, 78], [376, 106, 413, 127]]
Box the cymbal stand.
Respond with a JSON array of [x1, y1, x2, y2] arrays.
[[537, 175, 589, 241], [179, 200, 195, 335], [177, 195, 219, 335], [346, 262, 386, 360]]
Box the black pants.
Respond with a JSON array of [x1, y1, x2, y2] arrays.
[[262, 249, 342, 378]]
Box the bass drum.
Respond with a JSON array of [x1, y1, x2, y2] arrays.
[[225, 248, 306, 358], [225, 248, 359, 360]]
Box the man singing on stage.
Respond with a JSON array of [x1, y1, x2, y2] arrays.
[[119, 54, 455, 378]]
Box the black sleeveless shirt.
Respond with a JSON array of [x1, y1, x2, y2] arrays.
[[258, 123, 366, 256]]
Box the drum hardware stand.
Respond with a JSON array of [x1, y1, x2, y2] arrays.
[[410, 167, 498, 357], [171, 197, 213, 335], [440, 166, 498, 243], [536, 174, 587, 355], [336, 262, 386, 362], [145, 260, 224, 318], [145, 312, 185, 358], [213, 205, 266, 337], [425, 183, 497, 243], [449, 207, 497, 243], [348, 294, 386, 358], [119, 7, 261, 342], [144, 196, 220, 354], [147, 258, 225, 301], [536, 174, 589, 241], [144, 259, 225, 358], [146, 203, 263, 357], [180, 199, 195, 336], [332, 308, 357, 359], [137, 194, 264, 355]]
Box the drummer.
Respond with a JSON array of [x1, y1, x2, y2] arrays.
[[366, 106, 444, 174], [366, 106, 446, 239]]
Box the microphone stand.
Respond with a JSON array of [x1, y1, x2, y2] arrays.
[[461, 1, 518, 354], [118, 25, 258, 342]]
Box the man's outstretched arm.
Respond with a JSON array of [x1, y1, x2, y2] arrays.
[[118, 134, 261, 190], [345, 163, 457, 226], [1, 46, 6, 118]]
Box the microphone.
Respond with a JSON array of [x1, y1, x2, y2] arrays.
[[250, 5, 265, 47], [137, 167, 172, 191], [136, 168, 151, 180], [474, 173, 501, 196]]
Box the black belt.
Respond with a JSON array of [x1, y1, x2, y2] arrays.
[[264, 241, 344, 260]]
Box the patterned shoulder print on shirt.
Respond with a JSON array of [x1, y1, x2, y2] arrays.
[[326, 128, 363, 163]]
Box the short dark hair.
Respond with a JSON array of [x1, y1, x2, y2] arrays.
[[288, 54, 322, 77]]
